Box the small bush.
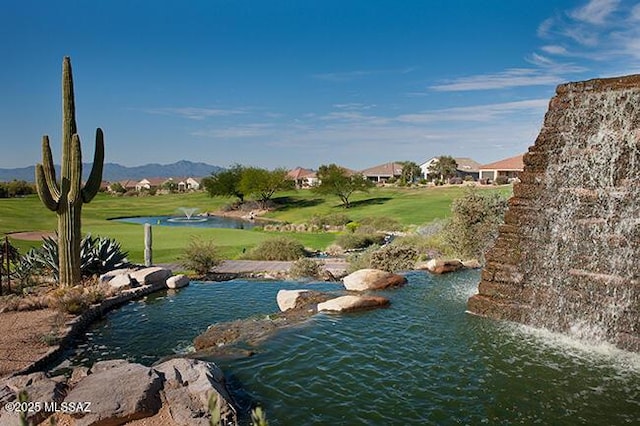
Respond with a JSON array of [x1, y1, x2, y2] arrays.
[[442, 187, 507, 260], [289, 257, 322, 279], [494, 175, 509, 185], [336, 233, 385, 250], [243, 236, 307, 261], [369, 245, 418, 272], [358, 216, 403, 232], [325, 244, 344, 257], [179, 237, 222, 275], [346, 245, 379, 273], [47, 286, 90, 314]]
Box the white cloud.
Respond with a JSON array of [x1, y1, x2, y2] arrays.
[[332, 103, 377, 111], [191, 123, 274, 138], [541, 45, 569, 55], [537, 0, 640, 63], [312, 67, 417, 82], [396, 99, 548, 123], [139, 107, 246, 120], [569, 0, 620, 25], [430, 68, 562, 91]]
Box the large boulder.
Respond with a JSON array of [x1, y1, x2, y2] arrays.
[[98, 268, 136, 284], [317, 295, 390, 313], [0, 372, 66, 425], [154, 358, 237, 426], [64, 361, 163, 426], [130, 267, 172, 286], [166, 274, 190, 289], [276, 289, 313, 311], [419, 259, 464, 274], [343, 268, 406, 291], [107, 273, 135, 290]]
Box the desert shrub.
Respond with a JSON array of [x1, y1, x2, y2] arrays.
[[243, 236, 307, 261], [369, 244, 418, 272], [336, 233, 385, 250], [358, 216, 402, 232], [46, 281, 112, 314], [310, 213, 351, 227], [442, 187, 507, 260], [47, 286, 90, 314], [390, 234, 445, 260], [346, 245, 379, 273], [495, 175, 509, 185], [289, 257, 322, 279], [325, 244, 344, 257], [179, 237, 222, 275]]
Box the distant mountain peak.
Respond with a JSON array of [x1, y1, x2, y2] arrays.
[[0, 160, 223, 182]]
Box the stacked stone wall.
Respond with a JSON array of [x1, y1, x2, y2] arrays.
[[468, 75, 640, 352]]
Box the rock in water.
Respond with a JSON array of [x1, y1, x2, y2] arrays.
[[317, 295, 390, 313], [343, 268, 407, 291]]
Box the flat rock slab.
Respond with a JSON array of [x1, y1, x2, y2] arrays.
[[130, 267, 172, 286], [317, 295, 390, 313], [65, 362, 162, 426], [194, 292, 334, 357]]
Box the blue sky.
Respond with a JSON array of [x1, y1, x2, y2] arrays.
[[1, 0, 639, 170]]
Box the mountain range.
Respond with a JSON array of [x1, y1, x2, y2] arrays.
[[0, 160, 223, 183]]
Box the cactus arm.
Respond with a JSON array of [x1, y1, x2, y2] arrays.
[[40, 135, 61, 200], [35, 163, 59, 211], [81, 127, 104, 203], [68, 134, 83, 203]]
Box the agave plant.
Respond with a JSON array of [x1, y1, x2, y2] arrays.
[[19, 234, 129, 281]]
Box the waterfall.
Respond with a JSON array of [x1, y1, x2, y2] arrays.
[[468, 75, 640, 352]]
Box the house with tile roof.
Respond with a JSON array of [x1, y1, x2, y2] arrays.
[[420, 157, 482, 181], [287, 167, 318, 188], [478, 154, 525, 182], [360, 162, 404, 183]]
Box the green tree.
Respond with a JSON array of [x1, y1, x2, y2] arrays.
[[313, 164, 373, 208], [400, 161, 422, 185], [428, 156, 458, 182], [202, 164, 245, 203], [238, 167, 293, 208], [109, 182, 126, 194], [443, 186, 507, 261]]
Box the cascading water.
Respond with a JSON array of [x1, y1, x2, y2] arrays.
[[468, 75, 640, 352]]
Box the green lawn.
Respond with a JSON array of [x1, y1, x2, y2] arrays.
[[0, 185, 511, 263]]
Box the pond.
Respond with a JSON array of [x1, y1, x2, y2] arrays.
[[68, 271, 640, 425], [112, 215, 257, 229]]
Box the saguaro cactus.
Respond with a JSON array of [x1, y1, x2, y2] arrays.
[[35, 57, 104, 287]]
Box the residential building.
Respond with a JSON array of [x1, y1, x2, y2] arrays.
[[287, 167, 318, 188], [360, 162, 404, 183], [420, 157, 481, 181], [478, 154, 525, 182]]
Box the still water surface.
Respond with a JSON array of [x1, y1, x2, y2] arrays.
[[70, 271, 640, 425]]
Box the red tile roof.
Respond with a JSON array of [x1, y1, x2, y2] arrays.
[[360, 162, 404, 177], [479, 154, 524, 171]]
